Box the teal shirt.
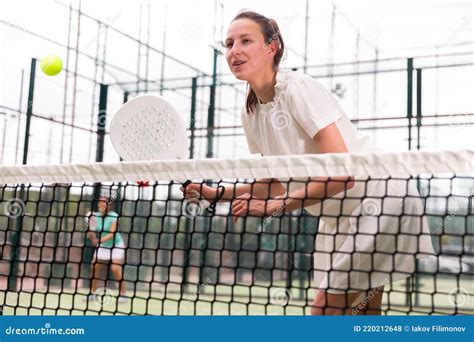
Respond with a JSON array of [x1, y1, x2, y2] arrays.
[[94, 211, 123, 248]]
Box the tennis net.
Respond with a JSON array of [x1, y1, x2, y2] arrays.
[[0, 150, 472, 315]]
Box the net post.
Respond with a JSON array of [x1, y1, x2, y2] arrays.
[[406, 57, 413, 151], [22, 58, 37, 165], [181, 216, 192, 295], [114, 91, 129, 216], [206, 48, 219, 159], [416, 68, 422, 151], [94, 84, 108, 200], [286, 216, 295, 307], [405, 58, 415, 307], [182, 76, 198, 292], [7, 186, 26, 292], [190, 77, 197, 159], [7, 58, 37, 292], [414, 67, 423, 306], [96, 84, 108, 163]]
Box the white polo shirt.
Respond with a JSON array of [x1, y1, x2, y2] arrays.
[[241, 71, 434, 294]]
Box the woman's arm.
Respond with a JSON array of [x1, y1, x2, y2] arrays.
[[273, 122, 354, 212], [181, 178, 286, 201], [232, 123, 355, 218], [251, 178, 286, 199], [98, 221, 117, 244], [225, 179, 286, 200]]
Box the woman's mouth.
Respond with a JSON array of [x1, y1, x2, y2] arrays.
[[232, 60, 246, 70]]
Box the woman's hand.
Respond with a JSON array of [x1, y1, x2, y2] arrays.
[[87, 232, 99, 246], [231, 193, 284, 223], [90, 236, 99, 246], [180, 183, 218, 201]]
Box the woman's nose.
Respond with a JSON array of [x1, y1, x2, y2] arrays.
[[229, 42, 241, 56]]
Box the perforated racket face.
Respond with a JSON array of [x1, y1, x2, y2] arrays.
[[110, 95, 187, 161]]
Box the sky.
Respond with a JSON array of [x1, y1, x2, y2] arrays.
[[0, 0, 473, 165]]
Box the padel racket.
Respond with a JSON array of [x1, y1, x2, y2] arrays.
[[85, 211, 100, 241], [110, 95, 187, 161], [109, 95, 224, 214]]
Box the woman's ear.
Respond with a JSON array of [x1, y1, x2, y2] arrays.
[[267, 40, 278, 57]]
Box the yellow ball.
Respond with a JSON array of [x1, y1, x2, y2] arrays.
[[40, 54, 63, 76]]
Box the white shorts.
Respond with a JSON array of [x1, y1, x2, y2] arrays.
[[94, 243, 125, 263], [312, 177, 434, 294]]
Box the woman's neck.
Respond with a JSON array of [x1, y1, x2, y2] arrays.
[[248, 69, 277, 104]]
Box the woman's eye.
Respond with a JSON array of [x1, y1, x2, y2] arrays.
[[225, 42, 233, 49], [242, 39, 250, 44]]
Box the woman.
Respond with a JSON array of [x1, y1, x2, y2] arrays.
[[86, 196, 128, 304], [182, 10, 434, 315]]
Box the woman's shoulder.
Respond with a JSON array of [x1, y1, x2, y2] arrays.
[[281, 70, 312, 82], [279, 70, 324, 90], [278, 71, 334, 104], [107, 211, 119, 218]]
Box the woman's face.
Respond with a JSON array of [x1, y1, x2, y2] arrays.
[[97, 198, 108, 214], [225, 18, 275, 81]]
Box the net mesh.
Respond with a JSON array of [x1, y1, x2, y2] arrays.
[[0, 150, 472, 315]]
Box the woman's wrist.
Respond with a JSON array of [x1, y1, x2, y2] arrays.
[[202, 185, 219, 201], [270, 195, 305, 214], [268, 197, 287, 216]]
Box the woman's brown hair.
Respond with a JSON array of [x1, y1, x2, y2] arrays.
[[97, 196, 113, 216], [232, 11, 285, 113]]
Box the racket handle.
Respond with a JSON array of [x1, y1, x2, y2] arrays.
[[182, 180, 201, 200], [181, 181, 225, 216]]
